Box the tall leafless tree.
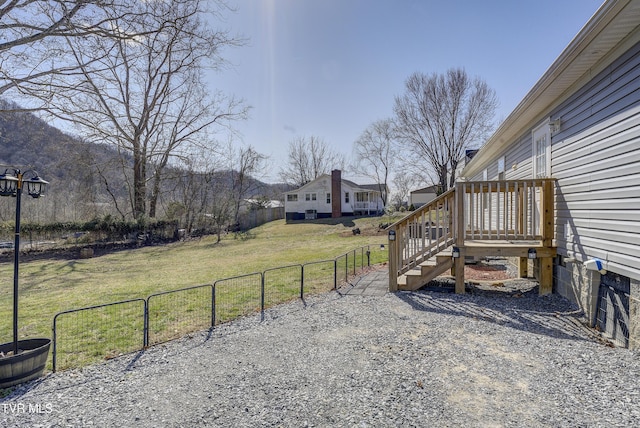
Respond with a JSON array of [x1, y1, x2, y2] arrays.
[[279, 135, 345, 187], [0, 0, 149, 105], [394, 68, 498, 191], [351, 119, 396, 205], [42, 0, 246, 220]]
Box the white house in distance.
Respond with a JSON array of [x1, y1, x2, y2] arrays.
[[460, 0, 640, 348], [409, 185, 440, 209], [284, 170, 386, 221]]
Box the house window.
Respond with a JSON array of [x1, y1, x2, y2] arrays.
[[498, 156, 506, 180], [532, 122, 551, 178], [345, 192, 350, 203], [287, 194, 298, 202], [326, 193, 331, 204], [305, 193, 316, 201]]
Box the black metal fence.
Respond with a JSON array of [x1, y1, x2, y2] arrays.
[[51, 244, 386, 371]]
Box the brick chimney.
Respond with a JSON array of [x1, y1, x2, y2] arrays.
[[331, 169, 341, 218]]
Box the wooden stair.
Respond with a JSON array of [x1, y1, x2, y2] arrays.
[[397, 251, 453, 291]]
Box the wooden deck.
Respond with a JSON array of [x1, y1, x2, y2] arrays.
[[388, 179, 556, 295]]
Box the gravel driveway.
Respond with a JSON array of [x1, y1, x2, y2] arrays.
[[2, 280, 639, 427]]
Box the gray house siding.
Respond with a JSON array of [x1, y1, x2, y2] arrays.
[[551, 41, 640, 143], [550, 39, 640, 284], [468, 133, 533, 182], [463, 38, 640, 346], [470, 40, 640, 282]]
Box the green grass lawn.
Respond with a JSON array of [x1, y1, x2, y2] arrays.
[[0, 216, 394, 369]]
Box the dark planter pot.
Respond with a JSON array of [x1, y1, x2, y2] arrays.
[[0, 338, 51, 388]]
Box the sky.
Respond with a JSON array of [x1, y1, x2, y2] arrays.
[[211, 0, 604, 183]]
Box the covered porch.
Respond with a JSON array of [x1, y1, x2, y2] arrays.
[[354, 190, 383, 215]]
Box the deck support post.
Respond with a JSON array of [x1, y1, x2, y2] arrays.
[[454, 182, 466, 294], [454, 248, 465, 294], [388, 230, 398, 292], [519, 257, 528, 278], [539, 257, 553, 295], [542, 180, 555, 247]]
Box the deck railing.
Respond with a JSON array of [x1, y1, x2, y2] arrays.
[[388, 179, 555, 288], [388, 189, 455, 281], [457, 179, 555, 243]]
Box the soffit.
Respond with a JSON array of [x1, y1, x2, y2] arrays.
[[463, 0, 640, 177]]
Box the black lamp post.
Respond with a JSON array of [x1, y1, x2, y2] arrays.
[[0, 169, 48, 355]]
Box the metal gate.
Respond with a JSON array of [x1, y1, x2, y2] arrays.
[[596, 272, 630, 348]]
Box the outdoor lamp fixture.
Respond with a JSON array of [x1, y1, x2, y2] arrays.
[[528, 248, 537, 260], [452, 247, 460, 258], [0, 169, 48, 355]]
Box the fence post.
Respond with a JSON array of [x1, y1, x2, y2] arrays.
[[51, 317, 58, 373], [345, 253, 348, 283], [260, 273, 265, 321], [300, 264, 305, 299], [366, 246, 371, 267], [143, 300, 149, 348], [212, 283, 217, 327], [353, 249, 356, 275]]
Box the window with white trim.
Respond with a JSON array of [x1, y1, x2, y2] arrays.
[[305, 193, 317, 201], [287, 194, 298, 202], [532, 122, 551, 178]]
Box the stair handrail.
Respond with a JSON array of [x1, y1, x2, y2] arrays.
[[387, 188, 455, 290]]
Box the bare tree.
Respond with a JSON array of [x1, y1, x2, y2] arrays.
[[391, 171, 421, 210], [279, 136, 345, 187], [351, 119, 396, 205], [229, 145, 268, 225], [0, 0, 149, 104], [394, 68, 497, 191], [171, 149, 223, 237], [43, 0, 246, 220]]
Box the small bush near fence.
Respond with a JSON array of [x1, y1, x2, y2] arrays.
[[51, 244, 388, 372]]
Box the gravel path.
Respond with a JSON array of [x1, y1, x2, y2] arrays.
[[2, 280, 639, 427]]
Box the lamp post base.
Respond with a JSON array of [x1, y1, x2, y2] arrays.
[[0, 338, 50, 388]]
